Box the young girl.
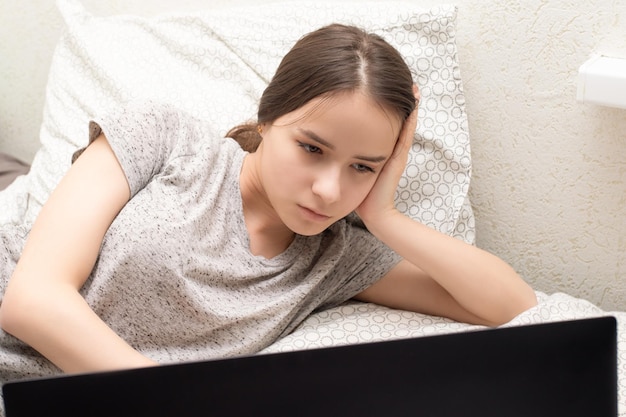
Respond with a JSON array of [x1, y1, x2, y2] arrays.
[[0, 24, 537, 381]]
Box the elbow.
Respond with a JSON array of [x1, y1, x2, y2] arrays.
[[485, 288, 539, 328]]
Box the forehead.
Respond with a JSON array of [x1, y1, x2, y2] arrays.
[[276, 91, 402, 154]]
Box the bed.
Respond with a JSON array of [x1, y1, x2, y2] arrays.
[[0, 0, 624, 413]]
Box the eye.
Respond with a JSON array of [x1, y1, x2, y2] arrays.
[[297, 141, 322, 154], [352, 163, 375, 174]]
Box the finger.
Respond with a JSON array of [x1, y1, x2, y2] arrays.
[[413, 83, 420, 102], [400, 84, 420, 151], [392, 102, 418, 160]]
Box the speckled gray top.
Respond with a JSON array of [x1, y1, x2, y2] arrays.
[[0, 103, 401, 383]]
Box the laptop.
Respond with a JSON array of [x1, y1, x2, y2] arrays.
[[3, 316, 618, 417]]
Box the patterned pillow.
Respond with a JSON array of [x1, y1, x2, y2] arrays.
[[1, 0, 475, 243]]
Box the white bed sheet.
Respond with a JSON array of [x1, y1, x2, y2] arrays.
[[263, 291, 626, 415]]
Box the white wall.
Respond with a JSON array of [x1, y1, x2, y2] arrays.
[[1, 0, 625, 310]]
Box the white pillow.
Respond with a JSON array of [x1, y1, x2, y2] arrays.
[[1, 0, 475, 243]]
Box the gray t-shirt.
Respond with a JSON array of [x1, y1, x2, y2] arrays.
[[0, 103, 401, 378]]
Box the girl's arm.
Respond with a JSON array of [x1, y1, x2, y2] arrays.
[[355, 219, 537, 326], [0, 134, 158, 373], [355, 89, 537, 326]]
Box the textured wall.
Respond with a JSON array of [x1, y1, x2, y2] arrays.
[[1, 0, 625, 310], [452, 0, 626, 311]]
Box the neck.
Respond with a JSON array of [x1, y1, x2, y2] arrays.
[[240, 151, 295, 259]]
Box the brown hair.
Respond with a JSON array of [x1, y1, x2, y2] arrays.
[[226, 23, 416, 152]]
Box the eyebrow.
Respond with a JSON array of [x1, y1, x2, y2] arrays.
[[298, 128, 388, 163]]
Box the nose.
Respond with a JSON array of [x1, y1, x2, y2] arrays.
[[311, 166, 342, 204]]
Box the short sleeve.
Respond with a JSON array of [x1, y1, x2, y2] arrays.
[[72, 102, 204, 198], [316, 223, 403, 310]]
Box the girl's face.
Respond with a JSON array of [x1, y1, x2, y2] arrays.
[[257, 91, 402, 236]]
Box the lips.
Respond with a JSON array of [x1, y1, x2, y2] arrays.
[[298, 205, 331, 221]]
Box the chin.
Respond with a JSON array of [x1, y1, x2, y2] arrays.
[[285, 218, 334, 237], [291, 224, 330, 237]]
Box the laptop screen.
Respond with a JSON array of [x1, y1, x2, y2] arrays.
[[3, 316, 617, 417]]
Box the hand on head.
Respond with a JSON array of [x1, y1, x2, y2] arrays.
[[355, 84, 420, 226]]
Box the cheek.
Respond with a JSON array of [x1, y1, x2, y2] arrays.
[[263, 143, 308, 189], [341, 174, 379, 208]]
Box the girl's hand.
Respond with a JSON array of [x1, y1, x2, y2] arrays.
[[356, 86, 419, 228]]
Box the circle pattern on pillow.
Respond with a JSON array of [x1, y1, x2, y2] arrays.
[[1, 0, 475, 245]]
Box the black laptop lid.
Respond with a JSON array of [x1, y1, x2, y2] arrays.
[[3, 316, 617, 417]]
